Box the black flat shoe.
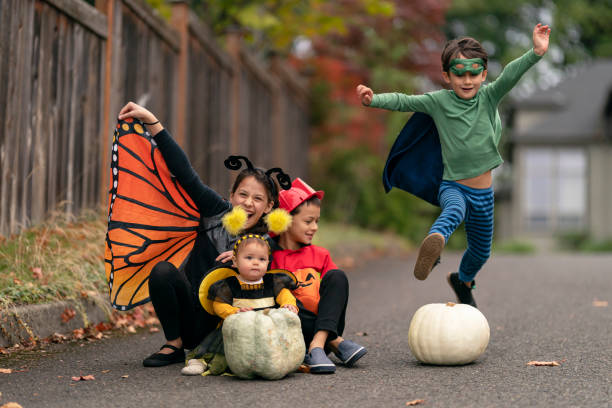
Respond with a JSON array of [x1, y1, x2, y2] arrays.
[[143, 344, 185, 367], [447, 272, 477, 308]]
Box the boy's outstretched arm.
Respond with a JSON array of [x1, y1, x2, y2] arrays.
[[357, 84, 374, 106], [533, 23, 551, 56]]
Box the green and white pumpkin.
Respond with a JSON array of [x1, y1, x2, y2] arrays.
[[408, 302, 490, 365], [222, 308, 305, 380]]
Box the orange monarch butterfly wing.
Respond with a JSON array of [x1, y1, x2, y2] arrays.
[[104, 119, 200, 310]]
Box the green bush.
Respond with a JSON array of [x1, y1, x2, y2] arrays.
[[493, 239, 536, 254], [556, 231, 612, 252], [310, 147, 439, 243]]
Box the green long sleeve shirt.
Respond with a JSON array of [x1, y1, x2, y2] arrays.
[[370, 49, 542, 180]]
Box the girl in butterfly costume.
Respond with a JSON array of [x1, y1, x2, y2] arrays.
[[109, 102, 291, 367]]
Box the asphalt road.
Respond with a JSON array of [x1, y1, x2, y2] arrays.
[[1, 252, 611, 408]]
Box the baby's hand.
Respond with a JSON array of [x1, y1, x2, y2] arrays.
[[238, 307, 253, 313], [533, 23, 551, 56], [356, 84, 374, 106], [282, 304, 298, 314]]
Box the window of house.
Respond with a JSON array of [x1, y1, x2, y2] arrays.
[[523, 148, 587, 231]]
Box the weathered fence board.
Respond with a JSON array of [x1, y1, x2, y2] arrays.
[[0, 0, 310, 237]]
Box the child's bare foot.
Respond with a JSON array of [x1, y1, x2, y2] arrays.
[[414, 233, 445, 280]]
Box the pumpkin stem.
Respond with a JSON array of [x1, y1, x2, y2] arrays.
[[446, 302, 456, 307]]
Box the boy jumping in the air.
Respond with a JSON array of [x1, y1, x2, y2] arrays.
[[357, 24, 551, 307]]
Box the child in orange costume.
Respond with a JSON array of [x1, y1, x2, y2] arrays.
[[270, 178, 367, 374]]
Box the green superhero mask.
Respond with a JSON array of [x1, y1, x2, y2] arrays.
[[449, 58, 485, 76]]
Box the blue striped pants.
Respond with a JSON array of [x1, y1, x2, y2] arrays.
[[429, 181, 494, 283]]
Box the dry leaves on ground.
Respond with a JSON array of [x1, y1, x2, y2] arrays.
[[60, 308, 76, 323], [1, 402, 24, 408], [31, 267, 43, 280], [71, 375, 95, 381], [406, 399, 425, 406], [527, 360, 562, 366]]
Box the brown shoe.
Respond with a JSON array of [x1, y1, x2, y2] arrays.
[[414, 233, 445, 280]]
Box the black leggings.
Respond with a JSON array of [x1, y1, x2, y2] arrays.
[[148, 261, 219, 349], [299, 269, 349, 347]]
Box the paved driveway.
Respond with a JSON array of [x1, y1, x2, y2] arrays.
[[1, 252, 611, 407]]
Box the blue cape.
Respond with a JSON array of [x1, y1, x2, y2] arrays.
[[382, 112, 443, 206]]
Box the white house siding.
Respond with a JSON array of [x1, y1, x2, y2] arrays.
[[515, 146, 588, 234], [588, 144, 612, 239]]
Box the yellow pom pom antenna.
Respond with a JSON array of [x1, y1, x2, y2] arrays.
[[265, 208, 292, 235], [222, 206, 248, 236]]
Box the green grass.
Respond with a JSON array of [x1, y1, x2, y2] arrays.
[[314, 220, 413, 256], [0, 209, 108, 308], [492, 239, 536, 254], [556, 231, 612, 252]]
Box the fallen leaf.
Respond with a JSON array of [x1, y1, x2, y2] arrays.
[[297, 364, 310, 373], [149, 327, 160, 333], [0, 368, 13, 374], [121, 374, 129, 378], [126, 325, 137, 334], [31, 267, 43, 280], [355, 332, 368, 336], [51, 332, 68, 343], [13, 278, 22, 285], [72, 328, 85, 340], [1, 402, 24, 408], [406, 400, 425, 406], [592, 299, 608, 307], [61, 308, 76, 323], [101, 370, 110, 373], [71, 375, 95, 381], [95, 322, 114, 332], [0, 347, 8, 354], [527, 360, 561, 366]]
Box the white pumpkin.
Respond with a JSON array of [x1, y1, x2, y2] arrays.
[[222, 308, 305, 380], [408, 302, 490, 365]]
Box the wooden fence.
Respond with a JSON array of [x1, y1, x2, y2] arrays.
[[0, 0, 310, 237]]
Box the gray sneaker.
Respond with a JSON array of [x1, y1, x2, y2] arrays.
[[304, 347, 336, 374], [333, 340, 367, 367]]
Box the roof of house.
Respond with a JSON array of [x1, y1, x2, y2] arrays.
[[511, 59, 612, 143]]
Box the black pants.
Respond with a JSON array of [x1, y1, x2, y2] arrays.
[[148, 261, 219, 349], [299, 269, 349, 347]]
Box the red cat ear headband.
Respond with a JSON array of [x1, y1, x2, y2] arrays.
[[279, 178, 324, 213]]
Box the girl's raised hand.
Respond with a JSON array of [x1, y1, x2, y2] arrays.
[[533, 23, 551, 56], [118, 102, 157, 123], [356, 84, 374, 106]]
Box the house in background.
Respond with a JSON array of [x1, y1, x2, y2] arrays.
[[495, 59, 612, 243]]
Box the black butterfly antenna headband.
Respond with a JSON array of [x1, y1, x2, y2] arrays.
[[224, 155, 253, 171], [224, 155, 291, 191]]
